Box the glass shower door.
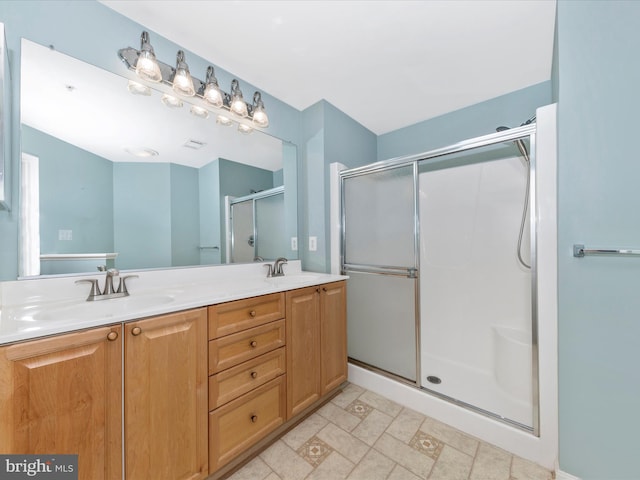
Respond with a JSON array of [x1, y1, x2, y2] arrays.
[[342, 164, 418, 382]]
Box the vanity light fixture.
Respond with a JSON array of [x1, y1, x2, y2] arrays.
[[119, 31, 270, 131], [251, 92, 269, 128], [237, 123, 253, 135], [190, 105, 209, 119], [135, 31, 162, 82], [127, 80, 151, 96], [230, 79, 248, 117], [202, 66, 223, 108], [161, 93, 183, 108], [172, 50, 196, 97]]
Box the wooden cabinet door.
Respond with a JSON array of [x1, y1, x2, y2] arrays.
[[285, 286, 321, 418], [0, 325, 122, 480], [125, 308, 208, 480], [320, 281, 348, 395]]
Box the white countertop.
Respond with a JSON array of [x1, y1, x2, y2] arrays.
[[0, 261, 347, 345]]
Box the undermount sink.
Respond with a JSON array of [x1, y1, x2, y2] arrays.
[[31, 294, 176, 322], [266, 274, 323, 285]]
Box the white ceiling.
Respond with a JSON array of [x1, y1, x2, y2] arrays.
[[100, 0, 557, 135]]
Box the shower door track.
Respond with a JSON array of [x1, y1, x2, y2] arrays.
[[341, 123, 539, 436]]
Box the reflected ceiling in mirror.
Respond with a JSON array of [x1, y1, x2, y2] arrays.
[[21, 39, 283, 170]]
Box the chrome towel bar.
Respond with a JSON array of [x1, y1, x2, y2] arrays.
[[573, 244, 640, 258]]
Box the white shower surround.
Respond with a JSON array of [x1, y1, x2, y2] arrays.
[[341, 103, 558, 469]]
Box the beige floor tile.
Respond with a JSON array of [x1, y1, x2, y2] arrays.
[[386, 407, 427, 444], [282, 413, 329, 450], [420, 416, 479, 457], [259, 440, 314, 480], [264, 474, 282, 480], [316, 422, 370, 464], [317, 401, 362, 432], [331, 383, 366, 408], [510, 456, 553, 480], [359, 390, 404, 417], [387, 464, 423, 480], [427, 445, 473, 480], [469, 442, 512, 480], [352, 408, 394, 446], [346, 448, 396, 480], [226, 456, 273, 480], [373, 433, 435, 479], [305, 451, 355, 480]]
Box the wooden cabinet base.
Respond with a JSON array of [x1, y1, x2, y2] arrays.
[[207, 382, 346, 480]]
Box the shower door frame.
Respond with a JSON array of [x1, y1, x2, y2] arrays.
[[340, 123, 539, 436]]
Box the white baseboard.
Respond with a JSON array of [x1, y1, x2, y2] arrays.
[[556, 470, 581, 480]]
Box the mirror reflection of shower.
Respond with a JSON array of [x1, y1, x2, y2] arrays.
[[496, 115, 536, 270], [227, 186, 286, 263]]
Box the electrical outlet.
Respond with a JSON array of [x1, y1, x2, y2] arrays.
[[309, 236, 317, 252], [291, 237, 298, 251]]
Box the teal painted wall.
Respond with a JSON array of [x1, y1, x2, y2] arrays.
[[377, 81, 552, 161], [22, 126, 114, 258], [170, 163, 200, 267], [556, 1, 640, 478], [113, 163, 172, 270]]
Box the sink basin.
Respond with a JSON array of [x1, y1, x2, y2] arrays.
[[31, 294, 176, 322], [266, 274, 323, 286]]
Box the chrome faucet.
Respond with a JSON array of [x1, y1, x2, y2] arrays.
[[263, 257, 288, 278], [273, 257, 288, 277], [75, 268, 138, 301]]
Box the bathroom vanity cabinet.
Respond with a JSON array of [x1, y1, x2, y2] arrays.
[[0, 279, 347, 480], [0, 324, 123, 479], [0, 309, 208, 480], [286, 282, 347, 418]]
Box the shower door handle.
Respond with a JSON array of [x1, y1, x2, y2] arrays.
[[343, 264, 418, 278]]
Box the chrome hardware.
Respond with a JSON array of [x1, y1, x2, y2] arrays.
[[131, 326, 142, 336], [573, 244, 640, 258], [273, 257, 288, 277], [107, 331, 119, 341], [75, 270, 138, 301]]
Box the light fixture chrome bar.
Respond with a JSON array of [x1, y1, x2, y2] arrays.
[[573, 244, 640, 257], [118, 35, 268, 128]]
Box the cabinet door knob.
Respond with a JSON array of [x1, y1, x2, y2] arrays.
[[249, 310, 257, 317], [249, 340, 258, 348], [250, 371, 258, 379], [250, 414, 258, 423], [131, 326, 142, 336], [107, 331, 119, 341], [323, 287, 327, 292]]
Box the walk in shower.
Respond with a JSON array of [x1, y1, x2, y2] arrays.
[[341, 122, 539, 434]]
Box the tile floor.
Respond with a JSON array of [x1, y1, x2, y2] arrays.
[[226, 383, 553, 480]]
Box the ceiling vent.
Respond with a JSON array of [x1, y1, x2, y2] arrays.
[[183, 139, 206, 150]]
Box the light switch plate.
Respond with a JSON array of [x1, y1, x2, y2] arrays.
[[291, 237, 298, 251], [309, 236, 317, 252], [58, 229, 73, 241]]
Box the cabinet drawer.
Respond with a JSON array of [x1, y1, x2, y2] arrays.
[[209, 320, 285, 374], [209, 375, 286, 472], [208, 293, 285, 339], [209, 347, 286, 410]]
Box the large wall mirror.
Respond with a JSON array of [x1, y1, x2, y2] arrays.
[[19, 39, 298, 277]]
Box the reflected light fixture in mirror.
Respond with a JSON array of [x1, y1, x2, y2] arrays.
[[135, 31, 162, 82], [172, 50, 195, 97]]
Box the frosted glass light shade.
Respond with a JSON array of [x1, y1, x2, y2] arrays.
[[252, 104, 269, 128], [204, 83, 223, 107], [172, 50, 195, 97], [135, 49, 162, 82]]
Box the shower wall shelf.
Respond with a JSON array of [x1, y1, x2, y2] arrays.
[[573, 244, 640, 257]]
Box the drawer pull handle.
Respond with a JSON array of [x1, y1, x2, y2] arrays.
[[250, 371, 258, 379], [250, 414, 258, 423], [249, 310, 257, 317], [250, 340, 258, 348], [107, 331, 119, 341], [131, 327, 142, 336]]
